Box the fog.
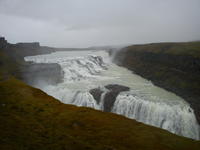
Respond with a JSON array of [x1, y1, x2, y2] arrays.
[[0, 0, 200, 47]]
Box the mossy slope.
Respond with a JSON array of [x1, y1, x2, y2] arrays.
[[0, 79, 200, 150]]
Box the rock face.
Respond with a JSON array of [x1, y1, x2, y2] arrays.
[[113, 42, 200, 123], [89, 88, 104, 104], [0, 37, 56, 81], [21, 63, 64, 86], [103, 85, 130, 112], [0, 37, 55, 59], [0, 37, 8, 48], [90, 84, 130, 112]]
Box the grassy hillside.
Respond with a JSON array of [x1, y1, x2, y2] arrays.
[[0, 79, 200, 150]]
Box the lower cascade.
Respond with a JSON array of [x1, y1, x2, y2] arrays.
[[112, 93, 199, 140], [24, 50, 200, 140]]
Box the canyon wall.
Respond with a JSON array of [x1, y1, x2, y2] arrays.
[[114, 42, 200, 123]]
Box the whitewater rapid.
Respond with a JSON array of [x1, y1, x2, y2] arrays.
[[24, 50, 200, 140]]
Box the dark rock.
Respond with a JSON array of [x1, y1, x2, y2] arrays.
[[104, 84, 130, 112], [89, 88, 104, 104], [90, 84, 130, 112], [105, 84, 130, 92]]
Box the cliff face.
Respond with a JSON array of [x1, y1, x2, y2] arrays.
[[0, 38, 56, 81], [0, 37, 8, 48], [114, 42, 200, 123], [21, 63, 64, 86]]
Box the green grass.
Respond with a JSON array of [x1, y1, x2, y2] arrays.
[[0, 78, 200, 150]]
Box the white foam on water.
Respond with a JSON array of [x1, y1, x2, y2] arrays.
[[24, 50, 200, 140]]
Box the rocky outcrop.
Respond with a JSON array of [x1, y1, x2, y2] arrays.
[[103, 85, 130, 112], [113, 42, 200, 123], [0, 37, 56, 81], [0, 37, 55, 59], [90, 84, 130, 112], [89, 88, 104, 104], [0, 37, 8, 48]]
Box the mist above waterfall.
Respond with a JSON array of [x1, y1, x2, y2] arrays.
[[24, 50, 200, 140]]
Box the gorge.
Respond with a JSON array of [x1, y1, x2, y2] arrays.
[[24, 49, 200, 140]]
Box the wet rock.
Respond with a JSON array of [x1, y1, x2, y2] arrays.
[[90, 84, 130, 112], [104, 84, 130, 112], [105, 84, 130, 92], [89, 88, 104, 104]]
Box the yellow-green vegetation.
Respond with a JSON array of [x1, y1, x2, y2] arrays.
[[0, 78, 200, 150]]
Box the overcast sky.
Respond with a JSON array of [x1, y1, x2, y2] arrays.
[[0, 0, 200, 48]]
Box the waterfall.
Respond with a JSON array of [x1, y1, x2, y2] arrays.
[[24, 52, 108, 82], [71, 91, 101, 110], [24, 50, 200, 140], [112, 92, 199, 140]]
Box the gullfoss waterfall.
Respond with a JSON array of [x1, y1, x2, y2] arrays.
[[24, 50, 200, 140]]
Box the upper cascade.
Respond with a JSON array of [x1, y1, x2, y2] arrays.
[[25, 51, 108, 82]]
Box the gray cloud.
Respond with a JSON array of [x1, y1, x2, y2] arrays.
[[0, 0, 200, 47]]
